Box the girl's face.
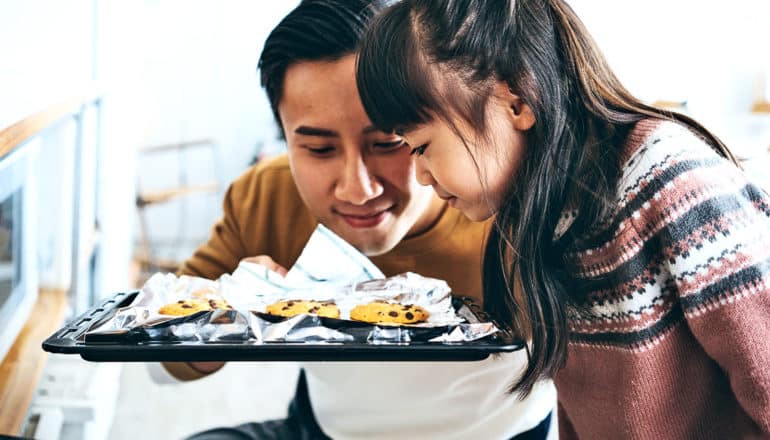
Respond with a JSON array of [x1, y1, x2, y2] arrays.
[[400, 86, 534, 221]]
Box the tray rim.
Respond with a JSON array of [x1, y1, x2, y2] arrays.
[[42, 290, 524, 362]]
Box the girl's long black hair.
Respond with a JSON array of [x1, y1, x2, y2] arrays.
[[356, 0, 734, 396]]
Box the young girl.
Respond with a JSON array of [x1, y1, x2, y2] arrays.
[[356, 0, 770, 438]]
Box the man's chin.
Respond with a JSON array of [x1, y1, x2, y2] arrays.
[[322, 217, 401, 256], [334, 232, 398, 257], [353, 238, 396, 257], [358, 242, 398, 257]]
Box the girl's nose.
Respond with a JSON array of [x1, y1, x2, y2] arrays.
[[414, 159, 436, 187]]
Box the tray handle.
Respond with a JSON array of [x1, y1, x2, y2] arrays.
[[456, 296, 523, 346], [42, 291, 139, 352]]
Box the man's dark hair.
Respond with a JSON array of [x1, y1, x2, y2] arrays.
[[258, 0, 390, 133]]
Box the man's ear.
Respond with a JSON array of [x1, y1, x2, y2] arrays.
[[496, 81, 535, 131]]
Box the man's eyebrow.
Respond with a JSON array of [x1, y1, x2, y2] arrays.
[[294, 126, 339, 137]]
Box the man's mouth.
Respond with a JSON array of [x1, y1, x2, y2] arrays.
[[335, 207, 392, 228]]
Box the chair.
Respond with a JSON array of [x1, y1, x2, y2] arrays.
[[133, 139, 221, 286]]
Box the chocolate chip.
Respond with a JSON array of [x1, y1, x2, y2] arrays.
[[287, 301, 294, 306], [178, 300, 185, 304], [282, 306, 290, 310], [182, 304, 192, 309], [388, 311, 398, 317], [405, 312, 414, 320], [309, 307, 319, 313]]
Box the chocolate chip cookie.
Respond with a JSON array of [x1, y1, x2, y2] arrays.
[[349, 301, 429, 324], [158, 298, 233, 316], [264, 299, 340, 319]]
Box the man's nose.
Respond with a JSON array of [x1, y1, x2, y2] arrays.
[[334, 152, 383, 205]]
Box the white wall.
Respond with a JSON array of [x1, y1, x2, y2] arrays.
[[570, 0, 770, 155], [94, 1, 145, 294], [0, 0, 94, 92], [118, 0, 298, 259], [0, 0, 102, 300]]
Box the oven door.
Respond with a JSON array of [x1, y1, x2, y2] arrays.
[[0, 141, 39, 363]]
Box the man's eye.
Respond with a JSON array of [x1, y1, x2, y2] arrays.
[[410, 143, 429, 156], [306, 146, 335, 155], [372, 140, 405, 150]]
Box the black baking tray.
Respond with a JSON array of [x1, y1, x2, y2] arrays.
[[43, 290, 523, 362]]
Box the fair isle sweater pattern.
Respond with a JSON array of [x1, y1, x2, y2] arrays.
[[561, 120, 770, 352]]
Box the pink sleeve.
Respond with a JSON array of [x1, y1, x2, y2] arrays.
[[557, 401, 579, 440], [654, 161, 770, 432]]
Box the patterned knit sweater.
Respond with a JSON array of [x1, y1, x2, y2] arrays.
[[554, 119, 770, 439]]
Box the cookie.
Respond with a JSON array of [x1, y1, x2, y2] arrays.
[[207, 299, 234, 311], [349, 301, 429, 324], [264, 300, 340, 319], [158, 298, 233, 316], [158, 299, 212, 316]]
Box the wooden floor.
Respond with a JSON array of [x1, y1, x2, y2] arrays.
[[0, 288, 68, 435]]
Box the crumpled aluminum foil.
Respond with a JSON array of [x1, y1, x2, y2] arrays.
[[86, 272, 500, 344], [87, 225, 501, 345]]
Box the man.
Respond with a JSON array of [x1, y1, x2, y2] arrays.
[[163, 1, 555, 439]]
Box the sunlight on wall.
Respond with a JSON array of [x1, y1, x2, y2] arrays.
[[133, 0, 297, 177], [571, 0, 770, 137], [0, 1, 93, 88], [107, 1, 298, 247]]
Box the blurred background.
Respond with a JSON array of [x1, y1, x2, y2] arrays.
[[0, 0, 769, 439]]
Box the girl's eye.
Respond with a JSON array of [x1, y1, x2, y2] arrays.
[[372, 139, 406, 151], [410, 143, 429, 156]]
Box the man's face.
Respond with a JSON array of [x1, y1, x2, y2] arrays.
[[278, 55, 443, 256]]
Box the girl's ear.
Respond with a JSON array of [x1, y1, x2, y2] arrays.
[[497, 81, 536, 131]]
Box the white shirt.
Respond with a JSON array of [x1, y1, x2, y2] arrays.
[[302, 350, 556, 440]]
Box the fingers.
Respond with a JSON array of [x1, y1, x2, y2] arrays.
[[187, 361, 226, 374], [242, 255, 289, 277]]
